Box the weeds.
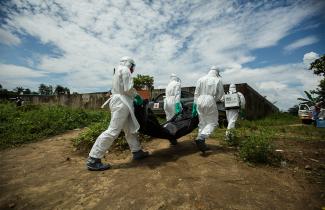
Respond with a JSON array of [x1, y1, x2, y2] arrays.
[[216, 113, 325, 164], [3, 102, 323, 165], [73, 116, 151, 152], [0, 103, 106, 149], [238, 129, 277, 163]]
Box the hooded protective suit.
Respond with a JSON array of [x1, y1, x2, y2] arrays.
[[89, 56, 142, 159], [225, 84, 245, 139], [194, 69, 224, 140], [210, 66, 221, 78], [164, 74, 182, 121]]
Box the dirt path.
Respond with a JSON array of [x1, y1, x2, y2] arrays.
[[0, 130, 324, 210]]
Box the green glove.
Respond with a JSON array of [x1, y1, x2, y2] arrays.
[[239, 109, 245, 119], [134, 94, 143, 106], [175, 102, 181, 115], [192, 103, 198, 117]]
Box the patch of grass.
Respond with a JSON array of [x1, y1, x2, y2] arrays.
[[211, 113, 301, 164], [0, 102, 106, 149], [73, 116, 151, 153], [278, 125, 325, 141], [225, 129, 240, 146], [214, 112, 325, 164], [238, 128, 279, 164], [238, 113, 300, 127], [72, 119, 109, 152]]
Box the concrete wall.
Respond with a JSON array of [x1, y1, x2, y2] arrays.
[[17, 90, 151, 110], [225, 83, 279, 119], [17, 83, 278, 119], [20, 92, 109, 110]]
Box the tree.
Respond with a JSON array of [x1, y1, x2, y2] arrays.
[[309, 55, 325, 101], [288, 105, 299, 116], [309, 55, 325, 76], [54, 85, 70, 95], [0, 84, 8, 94], [38, 84, 53, 95], [23, 88, 31, 94], [0, 84, 15, 98], [64, 87, 70, 95], [297, 90, 318, 106], [14, 86, 24, 95], [133, 74, 154, 90]]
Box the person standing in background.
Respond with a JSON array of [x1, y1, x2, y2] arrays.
[[224, 84, 246, 141], [164, 73, 182, 121]]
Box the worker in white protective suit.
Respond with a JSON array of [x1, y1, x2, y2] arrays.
[[225, 84, 245, 141], [164, 73, 182, 121], [86, 56, 149, 171], [192, 66, 224, 152]]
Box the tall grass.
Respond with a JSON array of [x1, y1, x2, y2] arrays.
[[0, 102, 107, 149], [73, 114, 152, 152]]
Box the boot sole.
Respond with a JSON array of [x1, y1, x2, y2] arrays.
[[87, 165, 111, 171]]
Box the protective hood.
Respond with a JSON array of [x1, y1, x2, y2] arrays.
[[170, 73, 181, 82], [229, 84, 236, 93], [207, 70, 217, 77], [210, 66, 221, 77], [119, 56, 136, 69]]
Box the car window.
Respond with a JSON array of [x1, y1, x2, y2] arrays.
[[181, 91, 193, 98], [154, 91, 193, 101], [299, 104, 309, 111], [156, 94, 165, 102]]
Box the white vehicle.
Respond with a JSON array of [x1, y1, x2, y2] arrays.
[[298, 103, 313, 124]]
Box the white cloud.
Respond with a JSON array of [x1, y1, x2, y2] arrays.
[[0, 28, 21, 46], [0, 64, 46, 78], [218, 63, 321, 110], [303, 51, 319, 66], [0, 0, 324, 110], [0, 63, 48, 90], [284, 36, 319, 51]]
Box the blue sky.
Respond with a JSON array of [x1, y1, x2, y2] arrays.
[[0, 0, 324, 110]]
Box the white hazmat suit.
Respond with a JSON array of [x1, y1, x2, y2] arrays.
[[225, 84, 245, 140], [194, 68, 224, 142], [89, 57, 142, 159], [164, 74, 182, 121]]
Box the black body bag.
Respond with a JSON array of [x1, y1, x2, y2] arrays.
[[134, 101, 199, 142]]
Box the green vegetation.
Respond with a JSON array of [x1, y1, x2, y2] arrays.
[[212, 113, 324, 164], [2, 102, 324, 166], [73, 114, 152, 152], [133, 74, 154, 90], [0, 102, 106, 149], [238, 128, 277, 163], [309, 54, 325, 101], [75, 111, 323, 164]]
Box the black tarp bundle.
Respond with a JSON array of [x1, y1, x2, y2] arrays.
[[134, 101, 199, 141]]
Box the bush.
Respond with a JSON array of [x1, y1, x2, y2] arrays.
[[73, 117, 151, 153], [238, 129, 278, 163], [224, 129, 239, 146], [0, 103, 106, 149]]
